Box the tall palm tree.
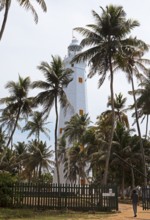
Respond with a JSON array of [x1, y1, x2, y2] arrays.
[[0, 0, 11, 41], [32, 55, 73, 184], [22, 111, 50, 142], [0, 0, 47, 41], [0, 75, 34, 148], [72, 4, 139, 184], [131, 73, 150, 139], [115, 38, 150, 185]]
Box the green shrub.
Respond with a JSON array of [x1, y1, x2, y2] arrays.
[[0, 172, 16, 207]]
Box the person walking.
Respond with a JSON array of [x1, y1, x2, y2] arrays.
[[131, 189, 139, 217]]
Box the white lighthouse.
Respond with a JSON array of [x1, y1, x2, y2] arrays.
[[53, 37, 87, 184]]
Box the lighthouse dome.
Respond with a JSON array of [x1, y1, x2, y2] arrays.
[[68, 37, 82, 55]]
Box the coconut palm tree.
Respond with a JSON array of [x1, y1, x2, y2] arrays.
[[115, 38, 150, 185], [107, 93, 129, 128], [31, 55, 73, 184], [0, 147, 17, 173], [0, 0, 11, 41], [0, 75, 34, 148], [84, 125, 107, 185], [110, 123, 135, 197], [0, 106, 21, 149], [64, 143, 87, 184], [63, 113, 91, 145], [0, 0, 47, 41], [13, 141, 27, 178], [62, 113, 91, 183], [14, 141, 27, 156], [131, 72, 150, 139], [72, 4, 139, 184], [0, 127, 7, 166], [22, 111, 50, 142], [0, 127, 7, 149], [22, 140, 54, 180]]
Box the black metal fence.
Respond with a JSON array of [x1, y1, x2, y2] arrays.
[[142, 186, 150, 210], [1, 183, 118, 211]]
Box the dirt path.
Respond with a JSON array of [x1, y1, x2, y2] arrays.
[[107, 203, 150, 220]]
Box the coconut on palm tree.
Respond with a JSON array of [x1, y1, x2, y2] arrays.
[[72, 4, 139, 184], [31, 55, 73, 184]]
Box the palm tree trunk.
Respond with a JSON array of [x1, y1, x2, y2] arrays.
[[38, 131, 40, 143], [54, 96, 60, 184], [131, 75, 147, 185], [145, 115, 149, 140], [0, 0, 11, 41], [121, 166, 125, 199], [130, 162, 135, 189], [118, 110, 122, 123], [39, 164, 42, 178], [103, 56, 115, 184]]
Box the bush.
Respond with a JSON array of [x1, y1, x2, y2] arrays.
[[0, 172, 16, 207]]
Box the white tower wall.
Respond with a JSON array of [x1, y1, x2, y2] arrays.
[[58, 60, 87, 128], [53, 37, 87, 184]]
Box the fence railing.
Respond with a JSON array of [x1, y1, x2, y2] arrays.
[[142, 186, 150, 210], [0, 183, 118, 211]]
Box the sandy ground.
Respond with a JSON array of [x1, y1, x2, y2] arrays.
[[107, 203, 150, 220]]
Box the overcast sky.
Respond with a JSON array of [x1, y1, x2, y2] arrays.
[[0, 0, 150, 145]]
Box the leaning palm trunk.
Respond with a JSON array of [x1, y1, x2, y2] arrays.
[[145, 115, 149, 140], [131, 74, 147, 185], [0, 0, 11, 41], [103, 58, 115, 184], [54, 96, 60, 184]]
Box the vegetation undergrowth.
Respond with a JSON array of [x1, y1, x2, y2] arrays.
[[0, 208, 113, 220]]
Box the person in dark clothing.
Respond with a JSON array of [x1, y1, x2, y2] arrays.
[[131, 189, 139, 217]]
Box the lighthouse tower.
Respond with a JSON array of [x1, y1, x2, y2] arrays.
[[53, 37, 87, 184]]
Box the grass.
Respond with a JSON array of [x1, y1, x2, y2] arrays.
[[0, 208, 113, 220]]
